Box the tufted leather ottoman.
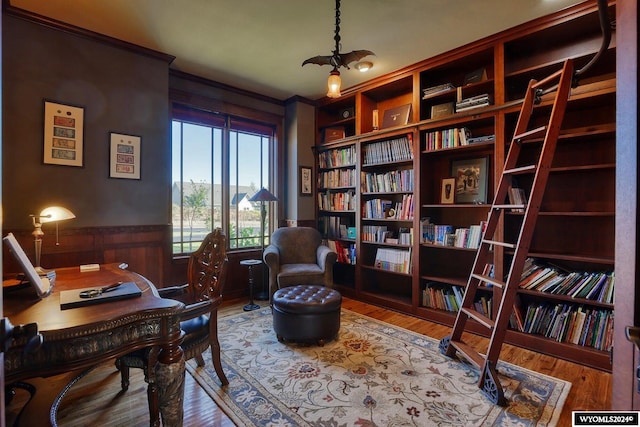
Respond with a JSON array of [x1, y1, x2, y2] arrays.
[[272, 285, 342, 345]]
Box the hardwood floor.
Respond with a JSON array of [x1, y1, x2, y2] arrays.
[[6, 297, 611, 426]]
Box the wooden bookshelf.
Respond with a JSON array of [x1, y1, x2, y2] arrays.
[[313, 1, 616, 371]]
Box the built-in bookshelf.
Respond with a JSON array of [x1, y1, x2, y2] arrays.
[[313, 1, 616, 371]]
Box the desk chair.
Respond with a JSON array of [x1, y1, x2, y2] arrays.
[[116, 228, 229, 426]]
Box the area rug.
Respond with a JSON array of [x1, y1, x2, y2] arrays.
[[187, 307, 570, 426]]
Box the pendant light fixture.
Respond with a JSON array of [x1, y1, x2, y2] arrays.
[[302, 0, 374, 98]]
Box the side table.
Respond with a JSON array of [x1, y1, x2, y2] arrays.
[[240, 259, 262, 311]]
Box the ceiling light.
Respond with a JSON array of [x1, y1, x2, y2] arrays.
[[355, 61, 373, 72]]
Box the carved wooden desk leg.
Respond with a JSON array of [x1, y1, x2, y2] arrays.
[[156, 333, 185, 427]]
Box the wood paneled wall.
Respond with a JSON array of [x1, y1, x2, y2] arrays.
[[2, 226, 265, 301]]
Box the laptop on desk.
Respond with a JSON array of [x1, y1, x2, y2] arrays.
[[3, 232, 53, 298]]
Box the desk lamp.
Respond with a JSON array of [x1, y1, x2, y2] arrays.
[[30, 206, 76, 275], [248, 188, 277, 300]]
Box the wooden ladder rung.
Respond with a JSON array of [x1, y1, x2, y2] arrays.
[[482, 239, 516, 249], [503, 165, 536, 175], [513, 126, 547, 142], [449, 340, 485, 369], [471, 273, 505, 289], [462, 307, 495, 329]]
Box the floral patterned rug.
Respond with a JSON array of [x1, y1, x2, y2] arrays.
[[187, 307, 570, 426]]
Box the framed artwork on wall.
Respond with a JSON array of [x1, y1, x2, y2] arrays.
[[300, 166, 312, 196], [440, 178, 456, 204], [109, 132, 141, 180], [43, 100, 84, 167], [451, 157, 489, 204]]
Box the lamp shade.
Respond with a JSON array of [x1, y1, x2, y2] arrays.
[[327, 70, 341, 98], [249, 188, 278, 202], [39, 206, 76, 223]]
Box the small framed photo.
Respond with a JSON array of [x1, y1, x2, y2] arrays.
[[440, 178, 456, 204], [43, 100, 84, 167], [109, 132, 141, 180], [451, 157, 489, 204], [300, 166, 312, 196]]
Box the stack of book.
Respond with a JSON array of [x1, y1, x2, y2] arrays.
[[422, 83, 455, 99], [456, 93, 491, 112]]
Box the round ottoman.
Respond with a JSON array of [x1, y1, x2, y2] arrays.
[[272, 285, 342, 346]]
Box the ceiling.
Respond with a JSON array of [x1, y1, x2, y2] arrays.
[[10, 0, 584, 101]]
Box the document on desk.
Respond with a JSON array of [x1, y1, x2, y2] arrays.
[[60, 281, 142, 309]]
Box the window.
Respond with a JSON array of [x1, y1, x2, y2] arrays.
[[171, 105, 276, 254]]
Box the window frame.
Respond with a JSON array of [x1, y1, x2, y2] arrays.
[[170, 100, 282, 256]]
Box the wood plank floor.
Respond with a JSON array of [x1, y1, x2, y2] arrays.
[[6, 296, 611, 426]]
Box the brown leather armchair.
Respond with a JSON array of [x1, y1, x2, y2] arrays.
[[115, 228, 229, 426], [263, 227, 337, 302]]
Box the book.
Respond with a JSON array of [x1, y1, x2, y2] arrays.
[[381, 104, 412, 128], [463, 67, 488, 85], [422, 83, 455, 98], [60, 281, 142, 310], [430, 102, 454, 119]]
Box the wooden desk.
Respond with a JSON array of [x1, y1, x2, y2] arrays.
[[3, 263, 185, 427]]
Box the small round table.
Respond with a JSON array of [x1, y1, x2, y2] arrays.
[[240, 259, 262, 311]]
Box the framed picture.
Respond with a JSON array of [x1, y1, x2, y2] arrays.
[[43, 100, 84, 167], [440, 178, 456, 204], [300, 166, 312, 196], [451, 157, 489, 204], [109, 132, 141, 179]]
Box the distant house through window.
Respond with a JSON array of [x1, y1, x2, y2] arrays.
[[171, 104, 276, 254]]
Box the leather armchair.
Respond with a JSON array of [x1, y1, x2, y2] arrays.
[[263, 227, 337, 302]]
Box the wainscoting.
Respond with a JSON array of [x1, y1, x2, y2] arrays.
[[2, 225, 265, 300]]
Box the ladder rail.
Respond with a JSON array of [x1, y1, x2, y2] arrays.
[[440, 59, 575, 405]]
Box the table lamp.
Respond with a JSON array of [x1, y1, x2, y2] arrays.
[[30, 206, 76, 275], [248, 188, 278, 300]]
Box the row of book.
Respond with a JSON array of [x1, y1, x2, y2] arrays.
[[325, 239, 356, 265], [514, 301, 613, 351], [420, 218, 485, 249], [424, 127, 471, 151], [456, 93, 492, 112], [362, 225, 413, 245], [317, 190, 356, 211], [318, 168, 356, 189], [422, 283, 493, 317], [363, 135, 414, 165], [519, 258, 614, 304], [361, 169, 414, 193], [373, 247, 411, 273], [363, 195, 414, 220], [318, 145, 356, 169], [318, 215, 353, 240], [507, 187, 527, 212]]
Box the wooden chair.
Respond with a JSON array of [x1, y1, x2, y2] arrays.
[[115, 228, 229, 426]]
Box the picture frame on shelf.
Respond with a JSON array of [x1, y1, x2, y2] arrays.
[[300, 165, 312, 196], [43, 100, 84, 167], [451, 157, 489, 204], [109, 132, 141, 180], [440, 178, 456, 204]]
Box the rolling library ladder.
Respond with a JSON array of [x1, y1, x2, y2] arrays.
[[439, 58, 575, 405]]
